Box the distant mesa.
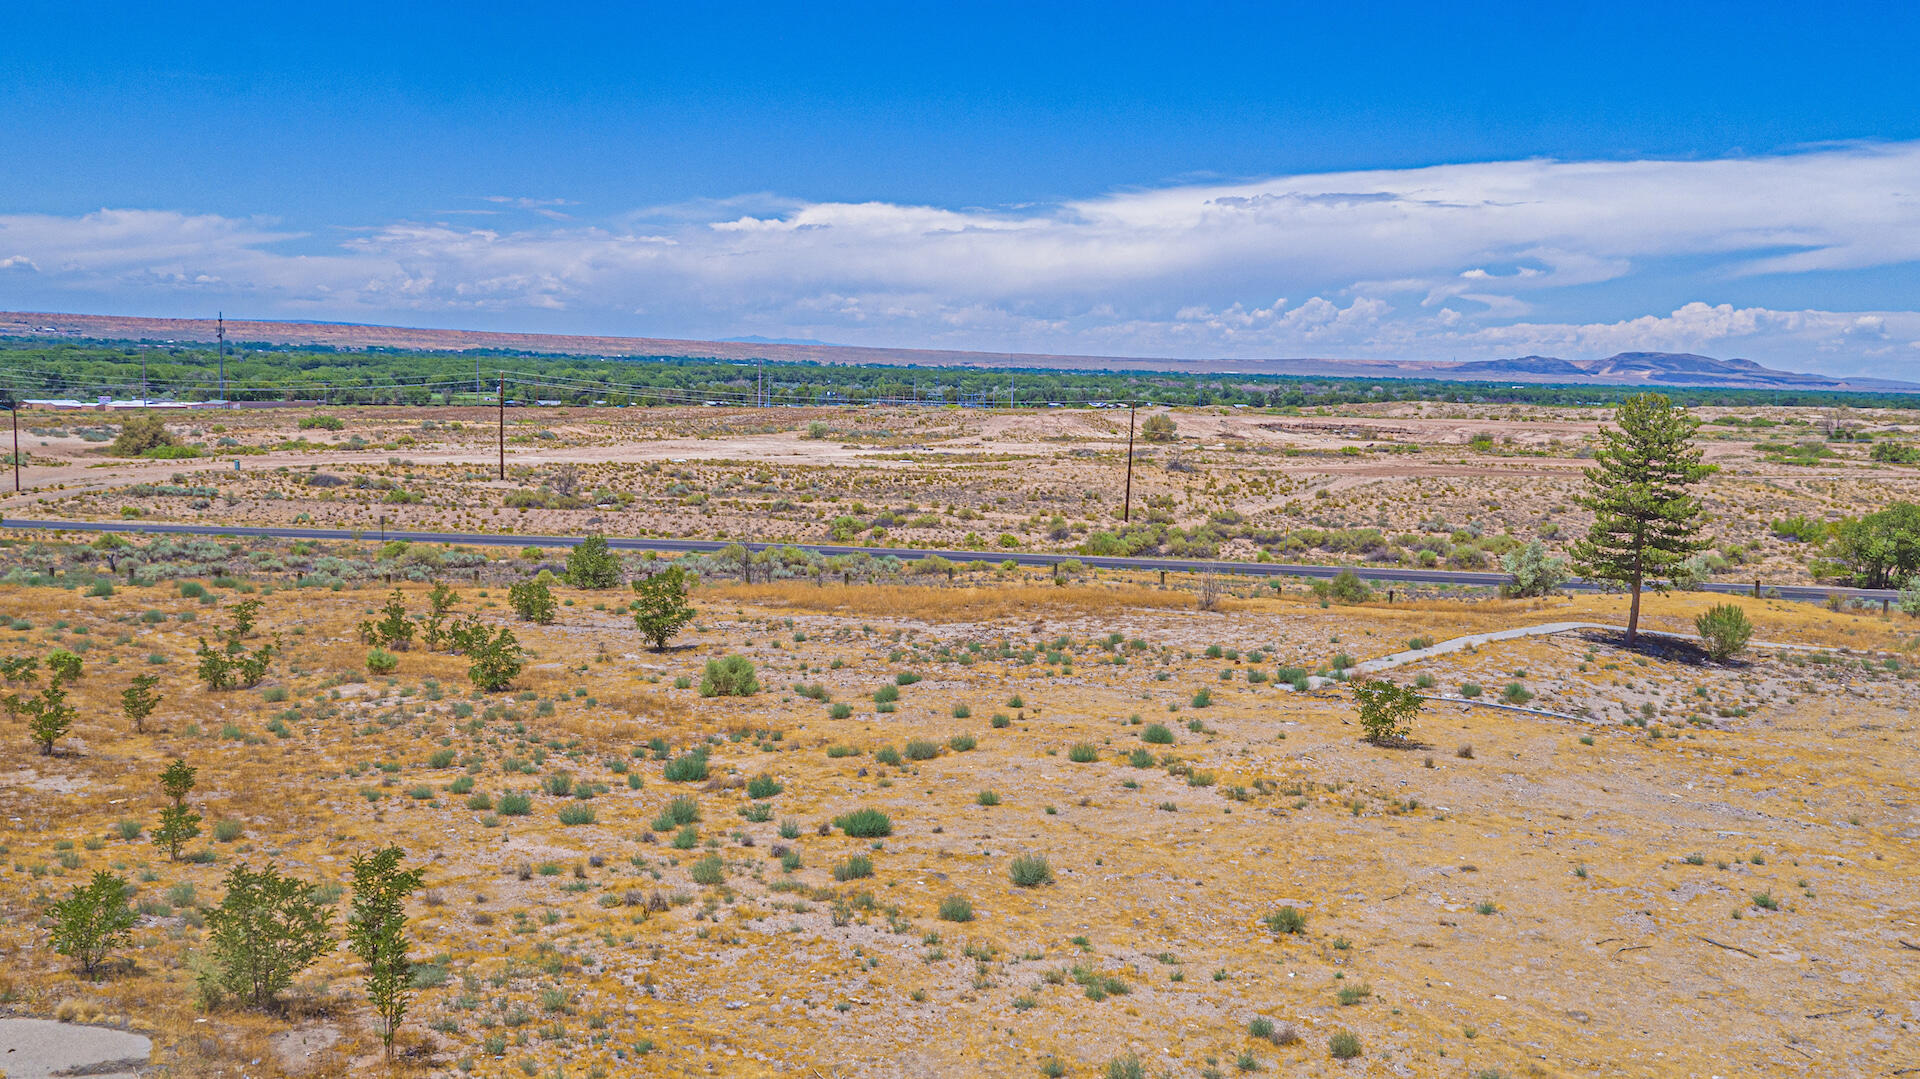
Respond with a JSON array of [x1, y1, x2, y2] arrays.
[[1, 310, 1910, 392]]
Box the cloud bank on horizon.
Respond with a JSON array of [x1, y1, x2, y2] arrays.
[[3, 141, 1919, 377]]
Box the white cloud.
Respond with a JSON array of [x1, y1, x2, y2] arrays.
[[4, 142, 1920, 374]]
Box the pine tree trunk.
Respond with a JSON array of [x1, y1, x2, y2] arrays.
[[1627, 569, 1643, 646]]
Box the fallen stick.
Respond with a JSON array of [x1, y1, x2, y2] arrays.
[[1695, 935, 1759, 959]]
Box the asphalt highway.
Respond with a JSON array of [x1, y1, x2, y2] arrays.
[[0, 516, 1896, 606]]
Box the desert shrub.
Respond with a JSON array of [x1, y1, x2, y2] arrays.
[[565, 534, 622, 589], [938, 893, 974, 922], [1263, 905, 1306, 935], [462, 625, 524, 692], [747, 774, 783, 799], [690, 855, 725, 886], [1328, 1030, 1362, 1059], [110, 413, 180, 457], [1314, 569, 1372, 604], [874, 745, 902, 766], [834, 808, 892, 837], [507, 577, 556, 624], [558, 803, 595, 826], [1009, 854, 1054, 887], [700, 655, 759, 697], [366, 647, 399, 675], [1502, 539, 1569, 597], [497, 792, 533, 816], [904, 739, 941, 761], [631, 566, 697, 651], [1695, 603, 1754, 661], [200, 862, 338, 1008], [1067, 742, 1099, 763], [1353, 678, 1421, 745], [49, 870, 138, 976], [663, 748, 710, 783], [1142, 723, 1174, 745], [1501, 682, 1533, 705], [664, 797, 701, 826], [828, 703, 853, 719], [833, 854, 873, 881], [948, 733, 977, 752], [1460, 681, 1483, 698], [1140, 414, 1178, 442]]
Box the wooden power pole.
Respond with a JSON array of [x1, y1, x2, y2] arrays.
[[1122, 405, 1137, 523], [497, 374, 506, 480]]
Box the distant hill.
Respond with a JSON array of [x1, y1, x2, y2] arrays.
[[2, 310, 1912, 392]]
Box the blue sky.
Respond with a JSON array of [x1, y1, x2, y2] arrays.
[[4, 1, 1920, 375]]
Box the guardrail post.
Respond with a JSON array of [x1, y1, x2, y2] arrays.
[[1753, 578, 1760, 598]]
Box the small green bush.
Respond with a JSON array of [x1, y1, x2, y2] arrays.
[[1695, 603, 1754, 661], [1262, 905, 1306, 934], [690, 855, 725, 886], [833, 854, 873, 881], [663, 749, 710, 783], [1067, 742, 1099, 763], [937, 893, 974, 922], [1328, 1030, 1362, 1060], [700, 655, 760, 697], [1009, 854, 1054, 887], [834, 808, 892, 837]]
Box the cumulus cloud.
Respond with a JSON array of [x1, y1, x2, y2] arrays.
[[4, 142, 1920, 373]]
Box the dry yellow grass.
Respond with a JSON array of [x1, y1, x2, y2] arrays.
[[708, 579, 1217, 621], [0, 572, 1915, 1078]]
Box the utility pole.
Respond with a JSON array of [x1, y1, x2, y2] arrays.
[[216, 312, 227, 403], [758, 356, 764, 408], [10, 403, 19, 493], [1122, 404, 1137, 523], [141, 352, 148, 406], [497, 373, 506, 480]]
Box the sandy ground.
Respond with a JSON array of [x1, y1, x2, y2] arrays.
[[5, 402, 1917, 593], [0, 567, 1915, 1077]]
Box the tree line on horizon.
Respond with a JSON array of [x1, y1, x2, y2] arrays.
[[4, 340, 1919, 410]]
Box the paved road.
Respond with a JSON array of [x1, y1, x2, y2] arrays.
[[0, 516, 1895, 606]]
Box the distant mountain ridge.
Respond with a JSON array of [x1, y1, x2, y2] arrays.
[[1446, 351, 1914, 390], [2, 310, 1912, 392]]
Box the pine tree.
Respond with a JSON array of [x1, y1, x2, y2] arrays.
[[348, 846, 426, 1053], [1570, 393, 1716, 645]]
